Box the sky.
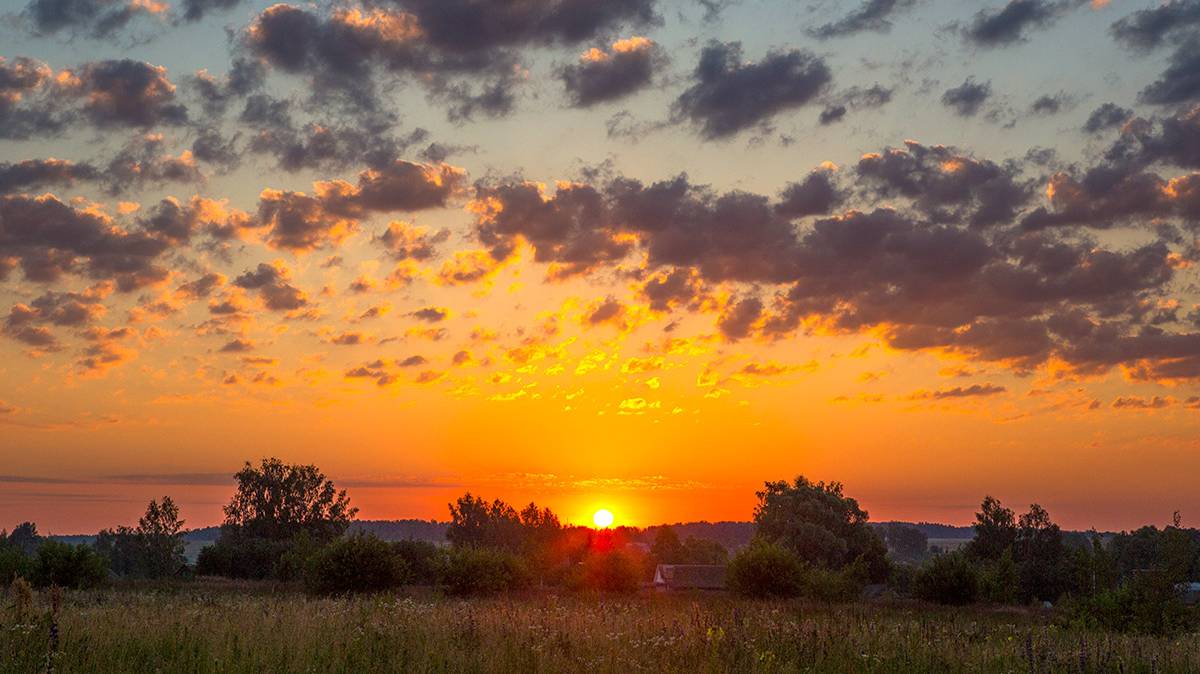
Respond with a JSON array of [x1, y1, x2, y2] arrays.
[[2, 0, 1200, 534]]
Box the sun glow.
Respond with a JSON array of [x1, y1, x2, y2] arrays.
[[592, 508, 615, 529]]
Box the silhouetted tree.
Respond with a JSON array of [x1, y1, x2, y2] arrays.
[[1015, 503, 1066, 602], [223, 458, 356, 543], [752, 476, 889, 581], [879, 523, 928, 562], [967, 496, 1017, 561], [7, 522, 41, 556]]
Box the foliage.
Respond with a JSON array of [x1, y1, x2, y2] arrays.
[[966, 496, 1017, 561], [222, 458, 356, 543], [199, 459, 356, 580], [650, 527, 728, 566], [574, 550, 641, 593], [878, 523, 928, 562], [915, 551, 979, 606], [6, 522, 41, 556], [94, 497, 186, 579], [32, 541, 107, 589], [0, 545, 32, 585], [727, 541, 804, 598], [304, 534, 410, 595], [391, 540, 446, 585], [1062, 568, 1198, 636], [752, 476, 889, 582], [443, 547, 530, 596]]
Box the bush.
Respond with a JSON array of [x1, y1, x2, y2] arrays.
[[915, 551, 978, 606], [575, 551, 641, 593], [443, 547, 529, 596], [304, 534, 410, 595], [728, 541, 804, 598], [392, 540, 446, 585], [0, 546, 32, 585], [977, 550, 1020, 604], [1062, 570, 1197, 636], [195, 536, 292, 579], [800, 559, 867, 602], [32, 541, 107, 589]]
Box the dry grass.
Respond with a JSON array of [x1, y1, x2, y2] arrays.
[[3, 582, 1199, 673]]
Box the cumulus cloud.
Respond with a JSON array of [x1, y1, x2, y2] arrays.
[[673, 41, 832, 139], [560, 37, 662, 107], [60, 60, 188, 129], [232, 263, 307, 311]]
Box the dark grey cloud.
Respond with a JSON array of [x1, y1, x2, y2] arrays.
[[1029, 92, 1068, 115], [180, 0, 243, 22], [0, 159, 99, 195], [233, 264, 307, 311], [0, 194, 170, 289], [857, 141, 1033, 227], [254, 160, 464, 252], [102, 134, 203, 194], [410, 307, 448, 322], [1138, 41, 1200, 105], [941, 78, 991, 117], [1109, 0, 1200, 51], [21, 0, 162, 39], [962, 0, 1082, 48], [66, 59, 188, 129], [1083, 102, 1132, 134], [808, 0, 916, 40], [560, 37, 662, 107], [776, 168, 844, 218], [674, 41, 832, 139], [819, 83, 893, 124], [1102, 105, 1200, 170], [0, 57, 69, 140], [2, 290, 107, 349], [819, 105, 846, 125], [384, 0, 660, 54]]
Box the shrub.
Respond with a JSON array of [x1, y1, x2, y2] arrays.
[[0, 546, 32, 585], [304, 534, 410, 595], [195, 536, 291, 579], [32, 541, 107, 589], [915, 551, 978, 606], [728, 541, 804, 598], [392, 540, 446, 585], [576, 551, 641, 593], [443, 547, 529, 596], [800, 559, 867, 602], [977, 550, 1020, 604]]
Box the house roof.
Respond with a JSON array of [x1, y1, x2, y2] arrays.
[[653, 564, 726, 589]]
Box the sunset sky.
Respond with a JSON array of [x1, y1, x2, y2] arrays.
[[2, 0, 1200, 534]]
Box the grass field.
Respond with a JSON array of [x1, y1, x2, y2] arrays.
[[4, 583, 1199, 673]]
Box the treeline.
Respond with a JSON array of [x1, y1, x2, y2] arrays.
[[2, 461, 1198, 636]]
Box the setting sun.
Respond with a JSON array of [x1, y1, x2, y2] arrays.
[[592, 509, 615, 529]]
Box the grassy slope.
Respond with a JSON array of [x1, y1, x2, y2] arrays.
[[3, 584, 1198, 673]]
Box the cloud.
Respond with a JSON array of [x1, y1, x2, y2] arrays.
[[776, 166, 845, 218], [0, 57, 69, 139], [0, 193, 170, 289], [941, 78, 992, 117], [21, 0, 166, 39], [673, 41, 832, 139], [232, 263, 307, 311], [808, 0, 916, 39], [910, 383, 1007, 399], [218, 338, 254, 353], [410, 307, 448, 323], [0, 159, 99, 195], [560, 37, 662, 107], [1083, 102, 1132, 133], [1109, 0, 1200, 51], [1111, 395, 1172, 409], [1138, 41, 1200, 105], [179, 0, 242, 22], [61, 60, 188, 129], [962, 0, 1083, 48]]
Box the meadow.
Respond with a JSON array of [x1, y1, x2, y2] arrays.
[[3, 583, 1200, 673]]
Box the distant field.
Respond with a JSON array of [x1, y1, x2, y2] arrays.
[[3, 583, 1198, 673]]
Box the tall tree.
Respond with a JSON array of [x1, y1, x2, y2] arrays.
[[222, 458, 356, 543], [752, 476, 889, 581], [967, 496, 1017, 561]]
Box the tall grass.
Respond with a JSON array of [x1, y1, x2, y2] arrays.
[[3, 582, 1199, 673]]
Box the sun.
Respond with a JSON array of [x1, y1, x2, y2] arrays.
[[592, 508, 615, 529]]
